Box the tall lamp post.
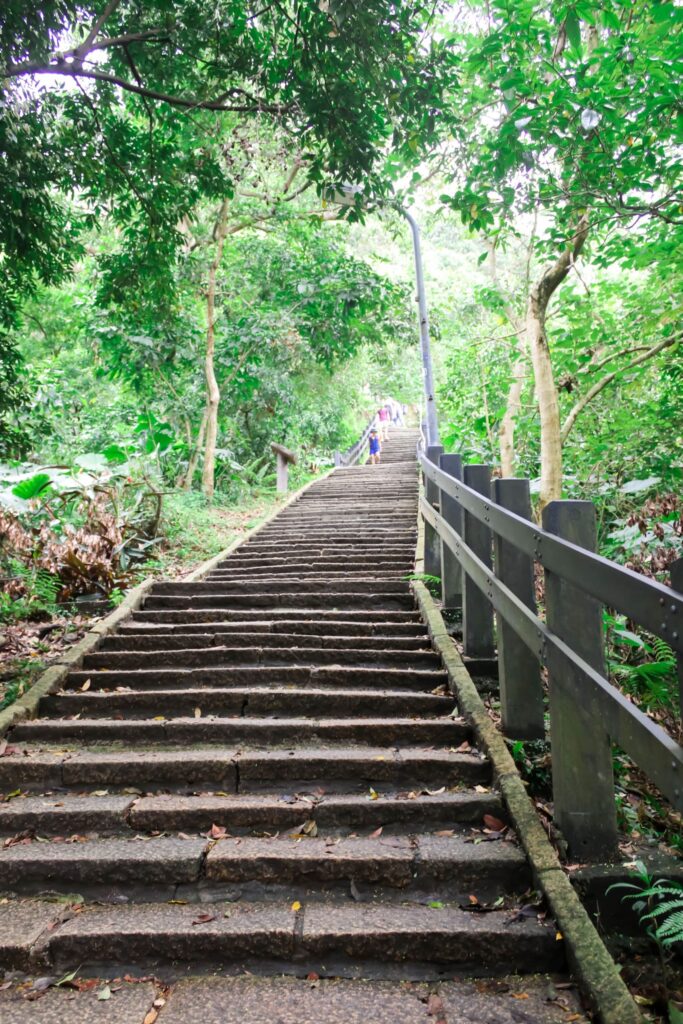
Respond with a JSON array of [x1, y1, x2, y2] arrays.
[[326, 188, 440, 446]]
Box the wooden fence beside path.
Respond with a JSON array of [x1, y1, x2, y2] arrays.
[[418, 442, 683, 861]]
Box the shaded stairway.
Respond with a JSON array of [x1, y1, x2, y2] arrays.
[[0, 428, 564, 984]]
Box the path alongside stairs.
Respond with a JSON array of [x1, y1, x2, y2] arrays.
[[0, 428, 587, 1022]]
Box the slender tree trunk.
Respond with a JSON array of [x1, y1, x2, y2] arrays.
[[202, 199, 229, 500], [499, 319, 527, 477], [181, 406, 209, 490], [526, 215, 589, 508]]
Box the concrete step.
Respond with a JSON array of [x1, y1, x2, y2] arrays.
[[104, 631, 431, 651], [42, 900, 563, 973], [0, 790, 503, 837], [126, 615, 427, 635], [64, 664, 448, 690], [0, 833, 529, 900], [151, 580, 412, 595], [143, 592, 416, 611], [11, 716, 466, 747], [81, 645, 441, 670], [41, 685, 455, 719], [0, 746, 489, 792]]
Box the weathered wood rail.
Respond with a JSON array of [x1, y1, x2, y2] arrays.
[[418, 442, 683, 861]]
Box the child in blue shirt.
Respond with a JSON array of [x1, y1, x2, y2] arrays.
[[369, 428, 381, 465]]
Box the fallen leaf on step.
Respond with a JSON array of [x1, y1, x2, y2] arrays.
[[433, 829, 455, 838], [349, 880, 363, 902], [191, 913, 216, 926], [483, 815, 506, 832], [301, 819, 318, 837], [153, 716, 165, 721], [96, 985, 112, 1001], [80, 679, 90, 692], [455, 741, 471, 752], [427, 993, 446, 1019], [208, 823, 227, 839], [474, 785, 489, 793], [368, 787, 379, 800], [511, 992, 529, 1000], [291, 901, 302, 912], [194, 707, 201, 718], [468, 894, 479, 905], [368, 826, 383, 839], [143, 1010, 158, 1024], [425, 786, 445, 796]]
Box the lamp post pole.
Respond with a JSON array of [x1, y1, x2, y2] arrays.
[[400, 206, 440, 447], [327, 188, 439, 445]]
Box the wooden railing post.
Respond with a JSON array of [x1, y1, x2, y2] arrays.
[[462, 464, 494, 657], [671, 557, 683, 722], [438, 453, 462, 610], [492, 478, 544, 739], [543, 500, 618, 860], [423, 445, 444, 580]]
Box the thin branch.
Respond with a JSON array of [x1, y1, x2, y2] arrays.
[[65, 29, 170, 57], [6, 63, 291, 115], [73, 0, 122, 57], [561, 333, 680, 443]]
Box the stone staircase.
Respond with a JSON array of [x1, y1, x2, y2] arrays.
[[0, 428, 578, 1015]]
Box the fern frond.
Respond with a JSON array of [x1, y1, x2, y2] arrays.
[[641, 898, 683, 921], [654, 910, 683, 942]]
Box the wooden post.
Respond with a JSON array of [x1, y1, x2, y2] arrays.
[[424, 444, 444, 580], [462, 464, 495, 657], [492, 478, 544, 739], [543, 500, 618, 860], [670, 558, 683, 723], [439, 453, 462, 610], [271, 444, 297, 494]]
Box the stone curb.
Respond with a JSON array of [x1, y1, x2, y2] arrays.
[[411, 580, 642, 1024], [0, 474, 331, 740], [185, 470, 334, 582]]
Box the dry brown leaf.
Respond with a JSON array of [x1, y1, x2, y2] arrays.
[[80, 679, 91, 692], [483, 814, 506, 832], [301, 819, 318, 837], [143, 1010, 158, 1024], [194, 707, 201, 719], [368, 826, 383, 839], [191, 913, 216, 926]]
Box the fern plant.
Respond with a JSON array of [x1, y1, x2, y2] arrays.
[[608, 861, 683, 951]]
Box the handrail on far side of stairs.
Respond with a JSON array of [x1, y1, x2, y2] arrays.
[[417, 443, 683, 863], [333, 415, 377, 468]]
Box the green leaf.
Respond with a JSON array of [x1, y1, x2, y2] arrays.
[[564, 11, 582, 53], [11, 473, 51, 500]]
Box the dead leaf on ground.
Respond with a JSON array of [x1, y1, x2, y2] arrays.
[[483, 814, 506, 832], [143, 1010, 158, 1024], [368, 826, 383, 839], [80, 679, 90, 691], [191, 913, 216, 926]]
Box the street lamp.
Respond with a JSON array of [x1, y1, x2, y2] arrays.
[[325, 187, 440, 446]]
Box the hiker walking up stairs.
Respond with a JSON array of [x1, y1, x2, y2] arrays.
[[0, 428, 586, 1022]]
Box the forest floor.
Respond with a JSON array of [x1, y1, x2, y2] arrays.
[[0, 486, 290, 713]]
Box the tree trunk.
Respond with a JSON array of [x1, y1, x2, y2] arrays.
[[499, 320, 527, 477], [201, 200, 229, 500], [526, 216, 589, 508], [181, 406, 209, 490]]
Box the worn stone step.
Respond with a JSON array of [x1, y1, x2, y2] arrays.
[[143, 592, 416, 611], [128, 790, 503, 833], [81, 645, 441, 670], [104, 631, 430, 651], [0, 834, 528, 899], [66, 664, 447, 690], [207, 562, 411, 575], [203, 834, 529, 893], [152, 580, 411, 596], [42, 900, 563, 972], [11, 716, 464, 747], [204, 570, 410, 581], [0, 795, 135, 836], [41, 686, 455, 720], [113, 975, 587, 1024], [0, 837, 207, 892], [130, 612, 426, 632], [0, 746, 487, 792]]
